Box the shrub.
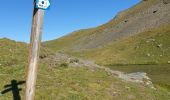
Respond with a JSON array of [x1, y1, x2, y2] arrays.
[[59, 62, 68, 68]]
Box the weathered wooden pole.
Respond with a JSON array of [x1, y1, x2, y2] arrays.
[[25, 0, 50, 100], [25, 5, 44, 100]]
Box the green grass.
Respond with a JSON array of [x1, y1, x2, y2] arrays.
[[0, 38, 170, 99], [0, 63, 170, 100], [0, 38, 28, 67]]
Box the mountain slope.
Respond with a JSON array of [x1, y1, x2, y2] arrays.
[[79, 24, 170, 65], [44, 0, 170, 52], [44, 0, 170, 65]]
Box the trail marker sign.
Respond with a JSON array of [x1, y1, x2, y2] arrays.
[[36, 0, 50, 10]]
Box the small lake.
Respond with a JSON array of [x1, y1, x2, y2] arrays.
[[108, 64, 170, 90]]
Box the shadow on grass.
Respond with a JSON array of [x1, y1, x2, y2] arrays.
[[0, 80, 25, 100]]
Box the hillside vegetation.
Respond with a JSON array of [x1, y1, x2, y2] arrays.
[[1, 39, 170, 99], [0, 63, 170, 99], [79, 24, 170, 65], [0, 38, 28, 67]]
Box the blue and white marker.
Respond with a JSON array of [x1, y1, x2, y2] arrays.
[[36, 0, 50, 10]]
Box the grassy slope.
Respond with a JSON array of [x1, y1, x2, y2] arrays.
[[0, 39, 170, 99], [0, 38, 28, 67], [79, 24, 170, 65], [0, 62, 170, 100]]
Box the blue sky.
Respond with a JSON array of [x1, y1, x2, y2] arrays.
[[0, 0, 140, 43]]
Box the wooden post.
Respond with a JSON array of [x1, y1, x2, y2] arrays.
[[25, 1, 44, 100]]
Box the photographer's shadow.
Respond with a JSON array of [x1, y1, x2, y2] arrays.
[[1, 80, 25, 100]]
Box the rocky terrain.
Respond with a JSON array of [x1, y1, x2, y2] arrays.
[[42, 53, 155, 89]]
